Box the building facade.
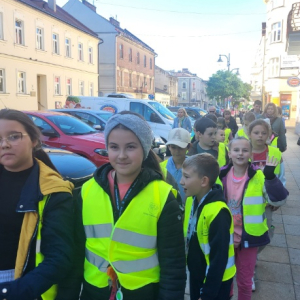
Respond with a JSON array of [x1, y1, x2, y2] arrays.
[[251, 0, 300, 126], [170, 68, 208, 109], [63, 0, 156, 99], [155, 65, 178, 106], [0, 0, 99, 110]]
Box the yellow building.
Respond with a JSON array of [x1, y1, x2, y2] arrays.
[[0, 0, 99, 110]]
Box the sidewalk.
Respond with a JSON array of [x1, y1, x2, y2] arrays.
[[185, 128, 300, 300]]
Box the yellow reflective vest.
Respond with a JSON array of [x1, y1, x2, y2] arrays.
[[242, 170, 268, 236], [36, 196, 58, 300], [81, 178, 172, 290], [183, 197, 236, 281], [236, 128, 249, 139], [270, 136, 278, 148], [224, 128, 231, 145], [160, 159, 168, 179], [217, 143, 227, 167]]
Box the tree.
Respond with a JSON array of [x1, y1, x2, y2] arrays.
[[206, 70, 252, 107]]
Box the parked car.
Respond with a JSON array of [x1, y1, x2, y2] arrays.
[[167, 106, 207, 120], [24, 111, 109, 167], [53, 108, 167, 161], [52, 109, 113, 131], [42, 144, 96, 196]]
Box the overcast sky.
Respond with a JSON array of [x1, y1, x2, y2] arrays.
[[56, 0, 267, 83]]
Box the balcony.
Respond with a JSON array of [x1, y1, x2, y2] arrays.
[[286, 2, 300, 55]]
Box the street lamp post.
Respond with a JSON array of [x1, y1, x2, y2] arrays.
[[217, 53, 230, 71]]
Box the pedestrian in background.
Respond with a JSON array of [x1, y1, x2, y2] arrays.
[[0, 109, 76, 300], [250, 100, 262, 119], [76, 111, 186, 300], [219, 137, 288, 300], [173, 107, 192, 133], [223, 109, 238, 137], [260, 103, 287, 152], [235, 112, 256, 139], [161, 128, 191, 204], [207, 106, 222, 117], [217, 117, 233, 145]]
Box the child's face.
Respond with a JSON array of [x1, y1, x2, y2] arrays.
[[249, 125, 268, 149], [107, 128, 144, 183], [228, 139, 252, 167], [168, 144, 187, 160], [216, 129, 225, 143], [180, 166, 204, 198], [198, 127, 216, 147]]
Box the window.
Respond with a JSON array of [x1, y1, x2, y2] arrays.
[[36, 28, 44, 50], [136, 75, 140, 87], [15, 20, 24, 45], [79, 81, 84, 95], [150, 58, 152, 69], [130, 103, 162, 123], [119, 44, 123, 59], [65, 38, 71, 57], [54, 76, 60, 95], [137, 52, 140, 64], [271, 22, 281, 43], [149, 78, 152, 90], [0, 12, 3, 40], [129, 48, 132, 62], [143, 77, 147, 88], [181, 92, 187, 100], [182, 82, 186, 89], [129, 73, 132, 87], [0, 69, 5, 93], [53, 33, 59, 54], [269, 58, 280, 77], [66, 78, 72, 96], [88, 47, 93, 63], [17, 71, 26, 93], [89, 82, 93, 96], [78, 43, 83, 61], [144, 55, 147, 67], [120, 71, 123, 86]]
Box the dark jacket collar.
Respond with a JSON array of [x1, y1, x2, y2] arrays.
[[219, 162, 257, 181], [0, 160, 43, 213]]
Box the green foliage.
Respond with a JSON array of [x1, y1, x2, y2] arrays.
[[206, 70, 252, 105], [66, 96, 81, 103]]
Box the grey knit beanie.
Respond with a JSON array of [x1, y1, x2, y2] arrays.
[[104, 113, 154, 160]]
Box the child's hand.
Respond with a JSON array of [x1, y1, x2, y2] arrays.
[[263, 156, 278, 180], [265, 155, 279, 167]]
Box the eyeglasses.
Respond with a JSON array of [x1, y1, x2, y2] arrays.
[[0, 132, 28, 145]]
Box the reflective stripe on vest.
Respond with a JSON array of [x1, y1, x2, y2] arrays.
[[82, 178, 171, 290], [183, 198, 236, 281], [243, 171, 268, 236], [217, 143, 227, 167], [36, 196, 58, 300], [224, 128, 231, 145], [270, 136, 278, 148], [268, 145, 281, 175]]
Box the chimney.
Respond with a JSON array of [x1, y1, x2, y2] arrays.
[[262, 22, 266, 36], [82, 0, 97, 12], [109, 17, 120, 28], [48, 0, 56, 12]]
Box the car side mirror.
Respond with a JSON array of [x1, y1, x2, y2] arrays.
[[42, 129, 59, 138], [93, 125, 102, 130]]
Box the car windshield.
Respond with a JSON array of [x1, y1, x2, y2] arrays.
[[148, 102, 175, 120], [96, 112, 113, 121], [47, 115, 97, 135]]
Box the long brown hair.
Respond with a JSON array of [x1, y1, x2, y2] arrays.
[[0, 109, 59, 172]]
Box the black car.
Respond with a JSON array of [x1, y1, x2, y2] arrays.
[[43, 144, 96, 196]]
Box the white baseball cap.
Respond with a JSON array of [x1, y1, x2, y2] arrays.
[[166, 128, 190, 148]]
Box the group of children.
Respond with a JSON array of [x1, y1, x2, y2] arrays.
[[164, 114, 288, 300], [0, 108, 288, 300]]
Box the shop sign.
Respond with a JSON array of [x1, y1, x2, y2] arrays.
[[281, 55, 298, 69], [287, 77, 300, 87]]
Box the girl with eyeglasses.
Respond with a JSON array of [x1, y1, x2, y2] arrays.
[[0, 109, 76, 300]]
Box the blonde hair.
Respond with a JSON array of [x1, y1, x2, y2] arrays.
[[178, 107, 188, 117]]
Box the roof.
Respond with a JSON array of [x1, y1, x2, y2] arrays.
[[155, 87, 169, 95], [115, 27, 155, 54], [18, 0, 98, 38]]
